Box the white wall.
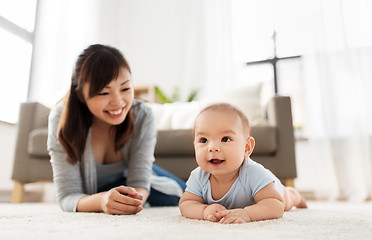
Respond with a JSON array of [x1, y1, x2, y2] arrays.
[[29, 0, 101, 106], [105, 0, 188, 97], [29, 0, 205, 106]]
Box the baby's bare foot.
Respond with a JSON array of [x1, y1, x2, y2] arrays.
[[285, 187, 308, 209], [297, 196, 308, 209]]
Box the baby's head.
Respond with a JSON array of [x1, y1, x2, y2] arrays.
[[193, 103, 255, 176], [195, 103, 251, 137]]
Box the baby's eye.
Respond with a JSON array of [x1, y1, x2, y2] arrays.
[[199, 138, 208, 143], [221, 136, 231, 142], [121, 88, 130, 92]]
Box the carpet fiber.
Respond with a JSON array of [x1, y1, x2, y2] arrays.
[[0, 201, 371, 240]]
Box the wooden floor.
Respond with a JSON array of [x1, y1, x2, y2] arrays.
[[0, 182, 56, 203], [0, 190, 49, 203]]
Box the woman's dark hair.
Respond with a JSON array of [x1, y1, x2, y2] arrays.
[[58, 44, 135, 164]]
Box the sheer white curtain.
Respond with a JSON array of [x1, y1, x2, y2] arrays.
[[180, 0, 236, 98], [200, 0, 236, 96], [31, 0, 236, 104], [301, 0, 372, 201], [30, 0, 102, 106], [171, 0, 372, 201]]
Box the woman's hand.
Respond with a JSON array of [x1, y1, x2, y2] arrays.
[[203, 203, 227, 222], [101, 186, 144, 215]]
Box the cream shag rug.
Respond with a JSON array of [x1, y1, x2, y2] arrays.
[[0, 201, 371, 240]]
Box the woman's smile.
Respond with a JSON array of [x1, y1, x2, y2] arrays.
[[105, 107, 125, 118]]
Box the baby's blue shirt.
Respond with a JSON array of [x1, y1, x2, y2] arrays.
[[185, 157, 284, 209]]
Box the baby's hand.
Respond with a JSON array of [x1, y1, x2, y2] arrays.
[[203, 203, 227, 222], [217, 209, 251, 224]]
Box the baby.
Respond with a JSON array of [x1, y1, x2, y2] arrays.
[[179, 103, 307, 224]]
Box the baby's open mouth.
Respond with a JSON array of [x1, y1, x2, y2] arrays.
[[209, 159, 225, 165]]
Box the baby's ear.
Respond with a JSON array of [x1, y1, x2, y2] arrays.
[[244, 137, 255, 158]]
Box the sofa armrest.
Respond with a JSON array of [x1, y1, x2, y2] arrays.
[[12, 102, 51, 183], [266, 96, 297, 179]]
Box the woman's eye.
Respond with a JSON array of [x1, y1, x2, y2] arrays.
[[97, 92, 109, 96], [221, 137, 231, 142], [199, 138, 207, 143]]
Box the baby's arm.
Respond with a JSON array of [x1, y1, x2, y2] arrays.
[[179, 191, 226, 222], [218, 182, 284, 223]]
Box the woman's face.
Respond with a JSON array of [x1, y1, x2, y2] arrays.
[[82, 68, 134, 128]]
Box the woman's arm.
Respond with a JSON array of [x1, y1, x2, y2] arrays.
[[48, 103, 87, 212], [76, 186, 144, 214], [126, 102, 157, 194]]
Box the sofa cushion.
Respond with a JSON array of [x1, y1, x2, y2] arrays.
[[154, 125, 277, 157], [27, 125, 277, 159], [149, 101, 204, 130], [148, 82, 264, 130], [155, 129, 194, 156], [202, 82, 264, 125], [28, 127, 49, 157]]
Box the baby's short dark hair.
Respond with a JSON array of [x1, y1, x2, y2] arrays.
[[195, 103, 250, 137]]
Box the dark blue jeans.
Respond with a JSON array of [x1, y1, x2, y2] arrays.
[[97, 165, 186, 206]]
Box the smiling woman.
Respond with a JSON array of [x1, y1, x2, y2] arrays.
[[82, 71, 134, 128], [48, 44, 186, 214]]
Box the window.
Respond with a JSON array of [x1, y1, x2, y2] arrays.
[[232, 0, 313, 131], [0, 0, 37, 123], [233, 0, 372, 139]]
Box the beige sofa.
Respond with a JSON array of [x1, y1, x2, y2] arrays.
[[11, 96, 297, 203]]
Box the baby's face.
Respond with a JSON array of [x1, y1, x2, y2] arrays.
[[193, 109, 252, 178]]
